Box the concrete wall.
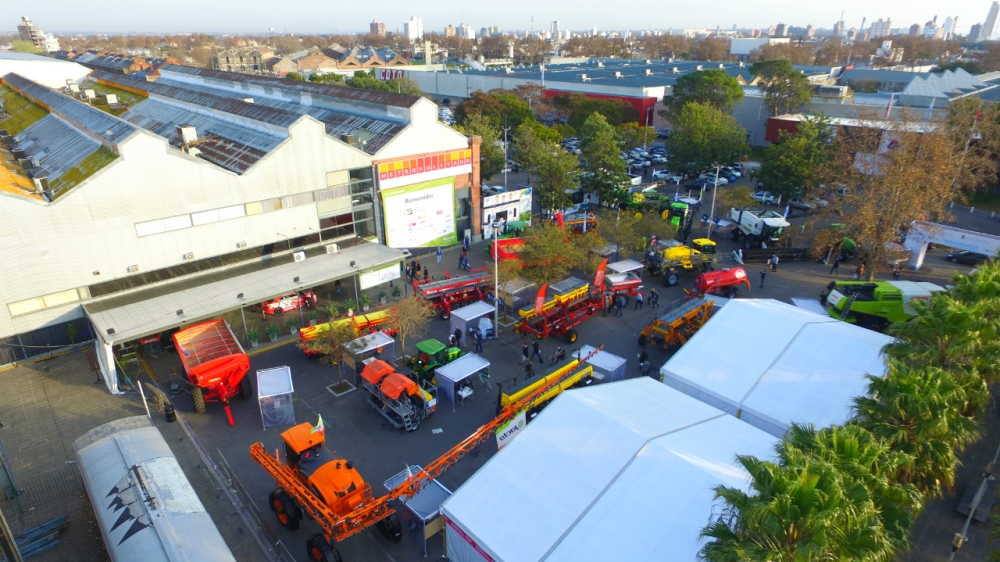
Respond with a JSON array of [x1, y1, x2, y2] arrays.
[[0, 116, 371, 339], [407, 71, 659, 101]]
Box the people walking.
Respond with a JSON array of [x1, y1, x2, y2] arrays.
[[525, 360, 536, 380], [616, 296, 624, 317], [892, 266, 901, 281], [436, 247, 442, 264], [638, 346, 648, 365], [552, 345, 566, 363], [521, 343, 530, 364], [531, 340, 544, 364], [453, 327, 462, 349], [634, 292, 644, 310], [771, 254, 779, 272], [759, 269, 766, 289], [829, 258, 840, 275], [475, 329, 483, 353], [423, 267, 429, 281], [649, 288, 659, 308], [640, 360, 652, 378], [464, 234, 471, 252]]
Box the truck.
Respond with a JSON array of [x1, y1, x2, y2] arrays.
[[360, 359, 437, 431], [729, 207, 790, 249], [413, 267, 492, 319], [822, 280, 946, 331], [645, 238, 718, 286], [692, 267, 751, 298], [409, 338, 464, 384], [172, 319, 252, 425]]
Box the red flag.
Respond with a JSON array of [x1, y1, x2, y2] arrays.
[[534, 284, 548, 315], [593, 258, 608, 288], [554, 211, 564, 229]]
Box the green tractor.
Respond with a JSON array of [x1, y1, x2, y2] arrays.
[[409, 339, 464, 384]]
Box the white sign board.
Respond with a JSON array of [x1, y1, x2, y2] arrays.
[[359, 263, 402, 290], [377, 68, 407, 81], [495, 409, 527, 449], [382, 178, 458, 248]]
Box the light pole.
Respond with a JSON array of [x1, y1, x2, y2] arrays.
[[502, 117, 511, 190], [706, 164, 722, 240], [493, 222, 500, 336], [276, 232, 292, 253]]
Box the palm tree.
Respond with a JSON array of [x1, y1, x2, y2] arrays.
[[700, 452, 894, 562], [852, 361, 981, 498], [886, 293, 1000, 387], [782, 424, 923, 553]]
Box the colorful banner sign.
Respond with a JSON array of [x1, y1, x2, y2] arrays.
[[359, 263, 402, 290], [495, 409, 527, 449], [377, 149, 473, 191], [381, 177, 458, 248]]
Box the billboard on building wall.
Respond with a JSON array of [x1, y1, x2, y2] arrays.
[[382, 177, 458, 248], [377, 149, 472, 191], [376, 68, 407, 81]]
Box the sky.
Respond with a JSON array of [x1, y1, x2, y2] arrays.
[[2, 0, 991, 36]]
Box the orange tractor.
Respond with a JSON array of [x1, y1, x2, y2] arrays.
[[250, 347, 603, 561]]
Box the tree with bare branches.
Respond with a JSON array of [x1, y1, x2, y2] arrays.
[[386, 297, 435, 358]]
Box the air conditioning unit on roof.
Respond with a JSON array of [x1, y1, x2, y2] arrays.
[[612, 71, 624, 78], [325, 244, 341, 254], [293, 251, 306, 262]]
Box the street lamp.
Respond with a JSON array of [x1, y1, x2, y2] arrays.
[[493, 221, 500, 338]]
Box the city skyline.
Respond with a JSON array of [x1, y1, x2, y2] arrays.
[[0, 0, 988, 36]]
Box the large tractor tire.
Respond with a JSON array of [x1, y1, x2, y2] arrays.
[[191, 387, 206, 414], [565, 329, 578, 344], [307, 534, 342, 562], [269, 488, 301, 531], [744, 236, 757, 250], [535, 331, 544, 340], [375, 513, 403, 543], [666, 273, 680, 287], [240, 375, 253, 400]]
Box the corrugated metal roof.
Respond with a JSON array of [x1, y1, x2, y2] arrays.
[[159, 64, 421, 108], [123, 98, 283, 173], [13, 115, 102, 182], [102, 73, 403, 154], [3, 73, 136, 145]]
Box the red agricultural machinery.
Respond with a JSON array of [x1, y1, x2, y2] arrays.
[[172, 319, 252, 426], [413, 267, 492, 319]]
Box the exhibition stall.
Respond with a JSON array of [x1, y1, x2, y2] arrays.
[[256, 366, 295, 429], [383, 465, 453, 557], [341, 331, 396, 385], [435, 353, 490, 412], [449, 301, 496, 337], [573, 345, 626, 383]]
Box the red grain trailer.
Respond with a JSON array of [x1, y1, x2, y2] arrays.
[[172, 319, 252, 426]]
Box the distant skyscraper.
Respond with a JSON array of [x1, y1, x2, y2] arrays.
[[403, 17, 424, 40], [370, 19, 386, 36], [909, 23, 921, 36], [832, 19, 845, 36], [457, 24, 475, 40], [551, 21, 560, 39], [806, 24, 815, 37], [775, 23, 787, 36], [870, 18, 892, 38], [445, 25, 455, 37], [984, 2, 1000, 40], [970, 22, 984, 41], [16, 16, 58, 54]]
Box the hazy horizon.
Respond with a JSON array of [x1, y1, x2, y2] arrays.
[[2, 0, 989, 36]]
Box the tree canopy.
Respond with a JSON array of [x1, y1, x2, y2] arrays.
[[666, 69, 744, 115], [579, 113, 630, 206], [533, 143, 581, 212], [456, 114, 505, 181], [664, 102, 749, 174], [757, 116, 832, 199], [750, 59, 813, 116]]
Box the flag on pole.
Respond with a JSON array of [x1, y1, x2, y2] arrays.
[[924, 97, 935, 122], [885, 93, 894, 119], [311, 414, 325, 434], [784, 204, 790, 218]]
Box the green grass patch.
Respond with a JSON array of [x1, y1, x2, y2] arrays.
[[49, 147, 119, 195], [0, 85, 49, 135], [87, 82, 147, 116], [964, 190, 1000, 213]]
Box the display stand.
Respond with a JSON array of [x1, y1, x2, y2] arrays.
[[435, 354, 491, 412], [256, 366, 295, 429], [341, 331, 396, 386], [449, 301, 495, 337], [573, 345, 627, 383], [383, 465, 452, 557]]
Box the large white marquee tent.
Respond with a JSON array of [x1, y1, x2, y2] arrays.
[[440, 378, 778, 562], [660, 298, 893, 439]]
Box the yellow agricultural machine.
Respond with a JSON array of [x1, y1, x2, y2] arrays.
[[637, 296, 714, 349]]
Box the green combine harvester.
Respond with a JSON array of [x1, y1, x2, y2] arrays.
[[822, 280, 945, 331]]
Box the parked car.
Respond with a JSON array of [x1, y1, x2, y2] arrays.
[[788, 198, 813, 211], [261, 291, 317, 314], [946, 250, 994, 265], [699, 173, 728, 185], [650, 145, 667, 153], [652, 170, 674, 181], [685, 178, 714, 189], [720, 166, 741, 178], [751, 191, 776, 205], [483, 185, 507, 196], [651, 155, 667, 164], [656, 128, 671, 137]]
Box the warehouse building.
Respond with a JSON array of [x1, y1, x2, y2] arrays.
[[0, 63, 480, 388]]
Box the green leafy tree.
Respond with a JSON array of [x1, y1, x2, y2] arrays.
[[11, 40, 41, 54], [285, 72, 307, 81], [852, 361, 982, 498], [666, 69, 745, 115], [552, 93, 639, 131], [456, 114, 505, 180], [579, 113, 630, 206], [512, 121, 561, 182], [750, 59, 814, 116], [596, 209, 674, 258], [948, 98, 1000, 193], [783, 424, 923, 552], [456, 90, 506, 128], [757, 116, 833, 199], [700, 451, 893, 562], [533, 142, 581, 212], [664, 102, 749, 175], [616, 123, 657, 152], [518, 223, 590, 285]]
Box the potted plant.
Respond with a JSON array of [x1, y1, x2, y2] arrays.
[[378, 290, 387, 305], [325, 303, 338, 321], [309, 310, 320, 326], [360, 294, 371, 311], [265, 323, 280, 342], [247, 327, 261, 348], [391, 285, 402, 301], [285, 318, 299, 335], [344, 298, 356, 317]]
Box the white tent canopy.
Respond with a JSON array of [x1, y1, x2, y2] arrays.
[[573, 344, 627, 383], [660, 299, 892, 439], [441, 378, 777, 562]]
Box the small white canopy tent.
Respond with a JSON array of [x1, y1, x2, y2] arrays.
[[573, 344, 627, 383], [449, 301, 496, 336], [441, 378, 777, 562], [660, 299, 893, 439]]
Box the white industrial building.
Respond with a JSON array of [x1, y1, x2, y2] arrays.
[[660, 299, 893, 439], [0, 61, 481, 385], [441, 377, 778, 561], [0, 52, 90, 88]]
